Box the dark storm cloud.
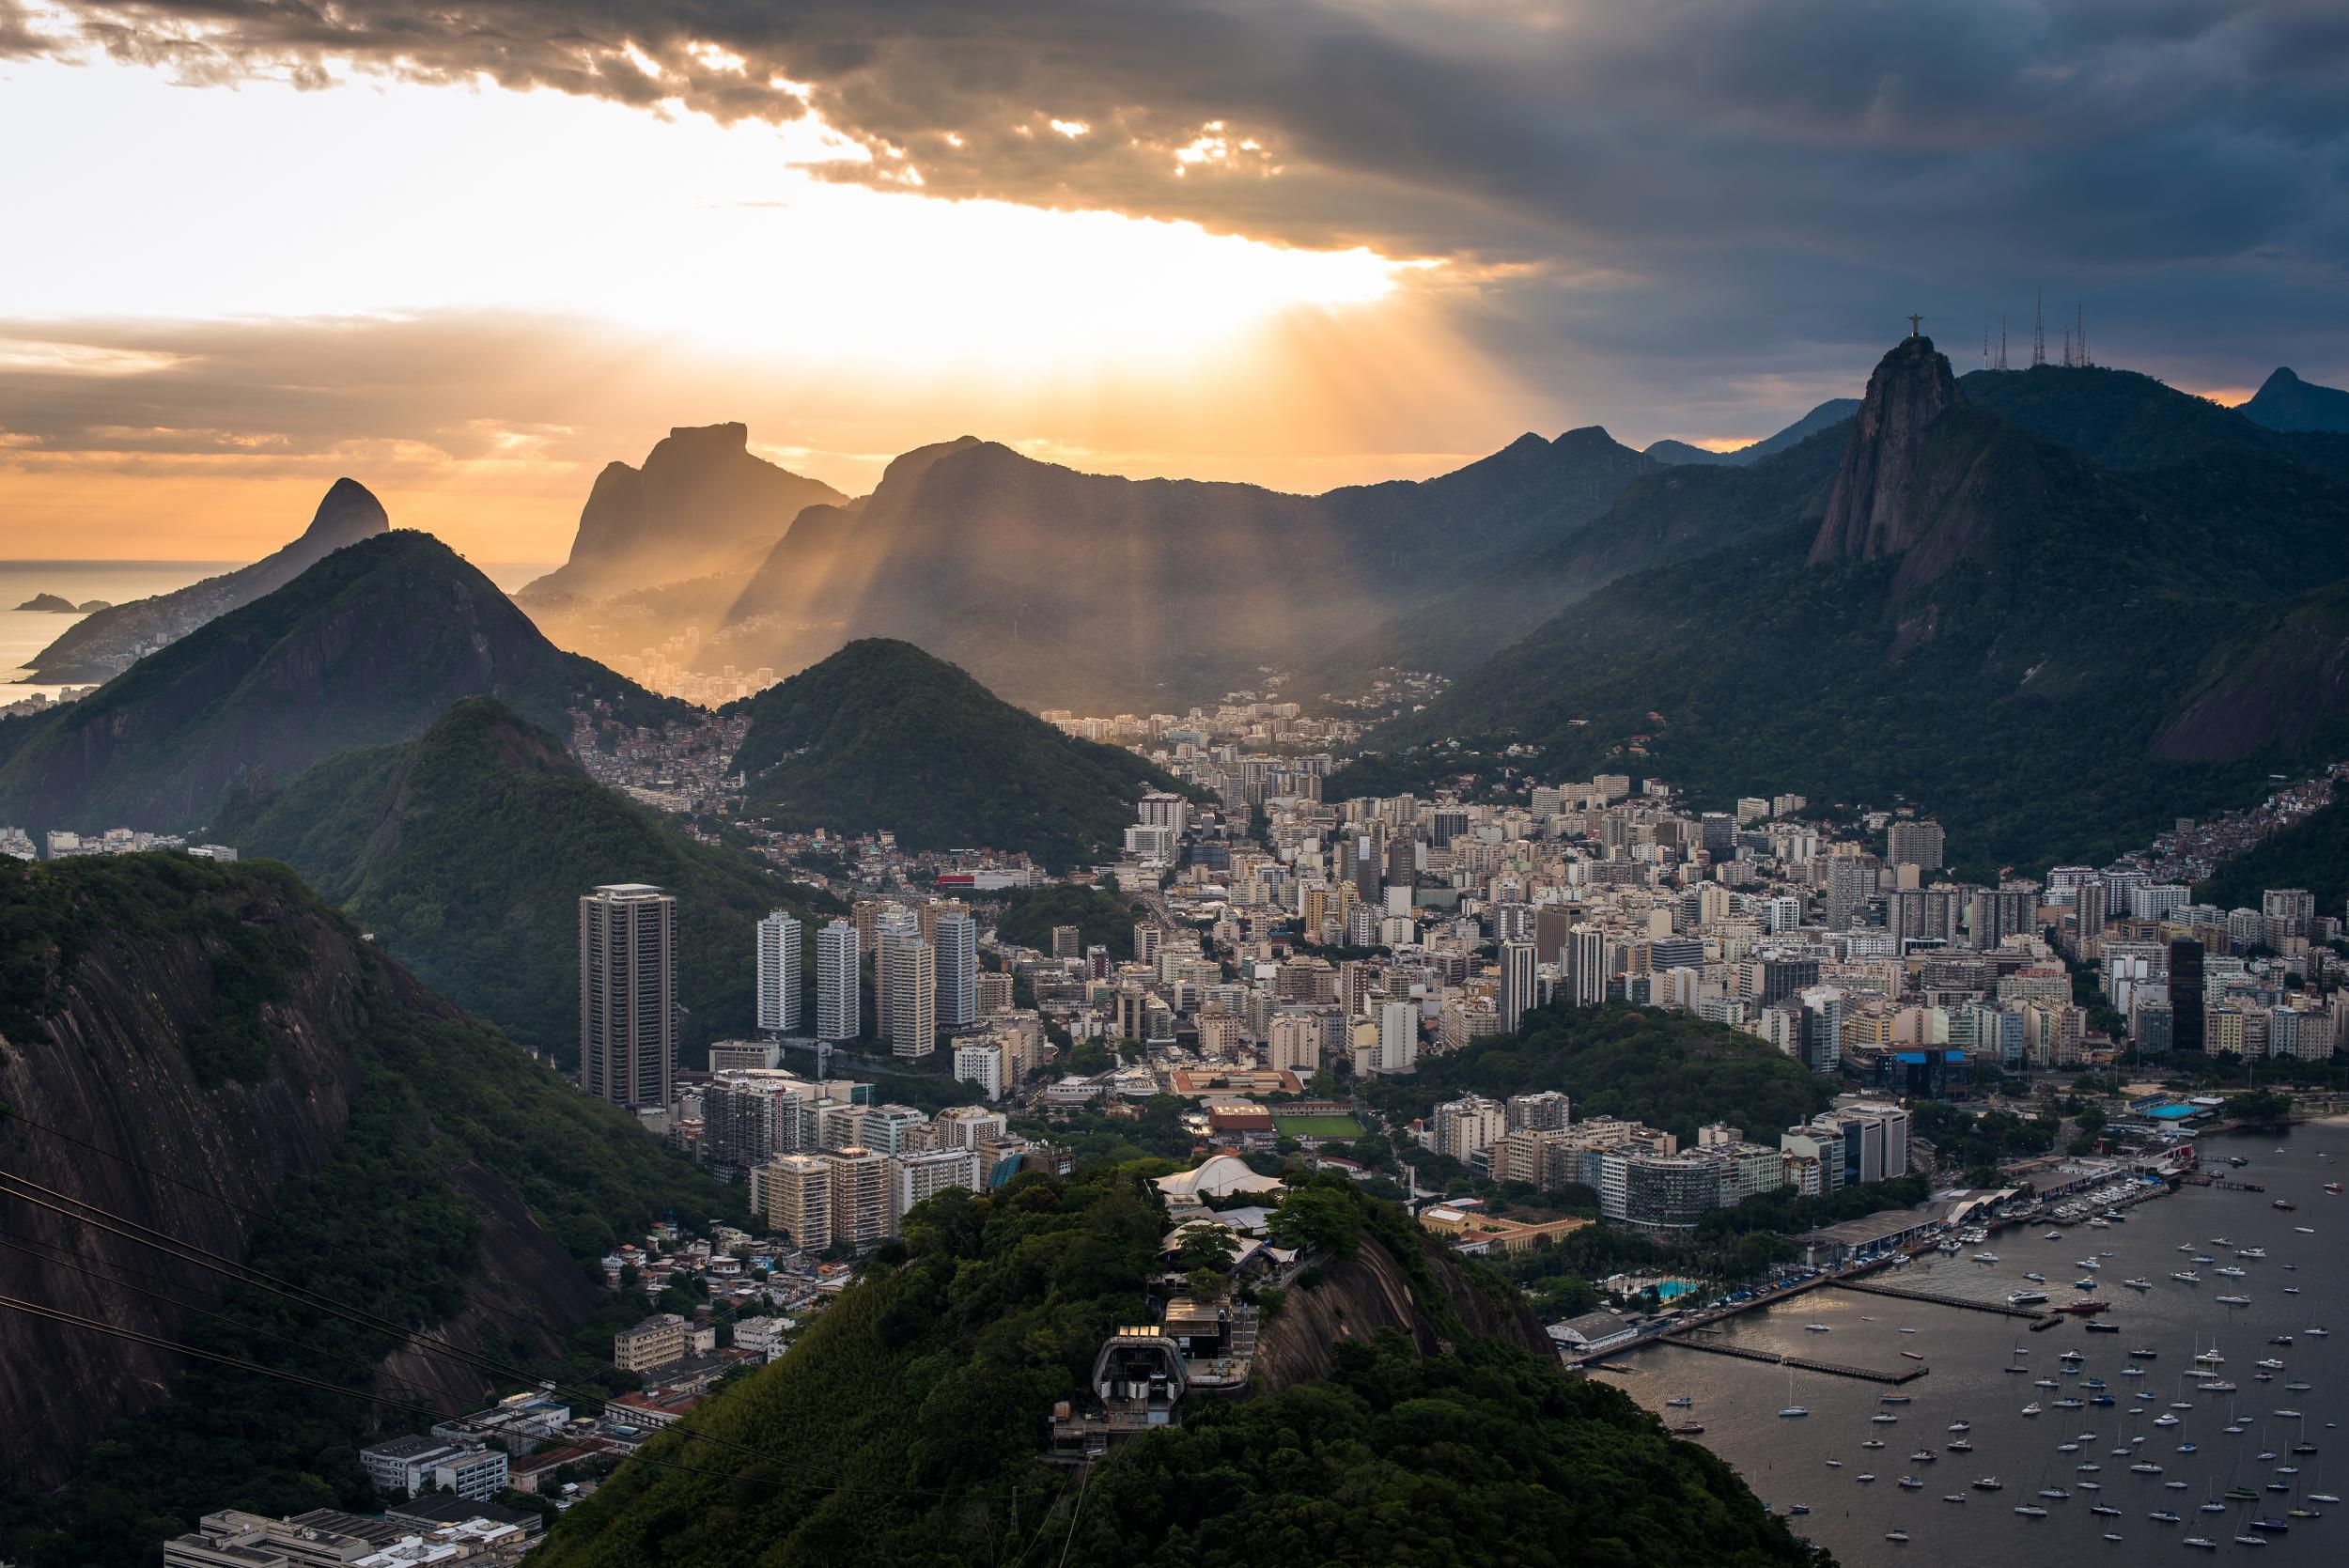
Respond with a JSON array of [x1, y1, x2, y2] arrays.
[[17, 2, 2349, 425]]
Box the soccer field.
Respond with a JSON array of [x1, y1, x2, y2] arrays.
[[1273, 1114, 1363, 1139]]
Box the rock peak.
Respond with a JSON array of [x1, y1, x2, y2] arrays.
[[303, 478, 391, 544], [1807, 336, 1961, 566]]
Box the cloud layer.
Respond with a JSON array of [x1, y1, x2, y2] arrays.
[[5, 0, 2347, 512]]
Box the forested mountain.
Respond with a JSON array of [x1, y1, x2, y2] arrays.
[[522, 423, 845, 601], [1329, 418, 1850, 680], [0, 853, 726, 1564], [20, 477, 389, 683], [726, 639, 1183, 870], [527, 1169, 1812, 1568], [212, 696, 831, 1063], [0, 531, 677, 834], [1337, 336, 2349, 871]]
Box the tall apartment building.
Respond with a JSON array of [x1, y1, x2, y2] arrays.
[[1506, 1090, 1572, 1132], [1562, 925, 1607, 1007], [884, 934, 937, 1059], [580, 884, 676, 1110], [1886, 818, 1946, 871], [1498, 939, 1537, 1034], [1266, 1010, 1321, 1075], [825, 1146, 894, 1246], [2170, 937, 2205, 1051], [1377, 999, 1419, 1074], [755, 910, 801, 1034], [613, 1312, 688, 1373], [932, 910, 977, 1030], [764, 1154, 832, 1250], [891, 1147, 979, 1220], [1432, 1094, 1506, 1162], [815, 920, 860, 1041], [973, 970, 1015, 1016]]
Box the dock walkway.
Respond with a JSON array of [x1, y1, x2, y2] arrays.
[[1835, 1280, 2054, 1321], [1658, 1336, 1929, 1384]]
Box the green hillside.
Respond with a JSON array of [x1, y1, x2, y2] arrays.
[[0, 530, 678, 833], [528, 1169, 1810, 1568], [727, 640, 1185, 870], [2198, 779, 2349, 913], [0, 854, 730, 1566], [1362, 1003, 1835, 1142], [213, 697, 834, 1063]]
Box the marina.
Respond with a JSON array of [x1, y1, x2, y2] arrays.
[[1595, 1122, 2348, 1566]]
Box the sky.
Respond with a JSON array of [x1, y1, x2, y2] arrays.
[[3, 0, 2346, 562]]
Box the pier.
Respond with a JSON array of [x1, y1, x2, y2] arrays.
[[1835, 1280, 2057, 1321], [1658, 1336, 1929, 1384], [2177, 1174, 2267, 1192]]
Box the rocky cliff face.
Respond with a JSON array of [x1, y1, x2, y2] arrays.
[[524, 423, 845, 601], [23, 479, 389, 683], [0, 862, 605, 1487], [1809, 335, 1962, 568], [0, 873, 376, 1483], [1252, 1232, 1550, 1393]]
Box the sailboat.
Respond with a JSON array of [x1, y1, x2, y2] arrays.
[[1777, 1363, 1806, 1419]]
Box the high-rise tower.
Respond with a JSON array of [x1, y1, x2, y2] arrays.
[[579, 884, 676, 1110]]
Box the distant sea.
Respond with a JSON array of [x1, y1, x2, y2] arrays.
[[0, 558, 557, 702]]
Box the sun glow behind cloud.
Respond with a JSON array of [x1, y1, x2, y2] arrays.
[[0, 50, 1519, 559], [1, 54, 1414, 375]]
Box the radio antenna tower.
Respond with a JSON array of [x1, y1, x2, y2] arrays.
[[2031, 295, 2046, 368], [1998, 317, 2009, 371], [2077, 303, 2089, 367], [1983, 326, 1991, 371]]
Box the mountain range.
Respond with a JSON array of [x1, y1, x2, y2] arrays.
[[518, 421, 1697, 709], [0, 528, 677, 833], [19, 477, 389, 684], [1332, 342, 2349, 871]]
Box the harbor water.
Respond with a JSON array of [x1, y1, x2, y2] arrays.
[[1597, 1120, 2349, 1564]]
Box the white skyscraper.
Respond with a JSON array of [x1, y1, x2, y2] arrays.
[[816, 919, 859, 1042], [885, 936, 937, 1060], [933, 910, 977, 1030], [1378, 1000, 1419, 1074], [755, 910, 801, 1034]]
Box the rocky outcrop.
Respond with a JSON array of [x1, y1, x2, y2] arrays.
[[1252, 1232, 1550, 1394], [523, 423, 845, 601], [23, 479, 389, 683], [1809, 335, 1962, 567], [2241, 366, 2349, 434]]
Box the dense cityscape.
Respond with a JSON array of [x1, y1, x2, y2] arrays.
[[9, 5, 2349, 1565]]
